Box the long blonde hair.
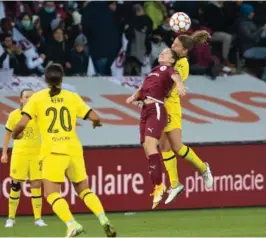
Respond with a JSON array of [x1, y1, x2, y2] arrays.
[[178, 30, 210, 51]]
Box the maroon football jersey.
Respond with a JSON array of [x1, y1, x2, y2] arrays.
[[138, 65, 177, 102]]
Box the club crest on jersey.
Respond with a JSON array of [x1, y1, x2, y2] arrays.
[[160, 66, 167, 71]]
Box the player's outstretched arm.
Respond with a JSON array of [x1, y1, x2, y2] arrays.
[[171, 73, 186, 97], [12, 114, 30, 139], [0, 130, 11, 163], [86, 110, 102, 129]]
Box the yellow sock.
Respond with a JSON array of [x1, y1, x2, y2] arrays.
[[8, 187, 21, 219], [47, 192, 74, 224], [31, 188, 42, 220], [178, 145, 207, 174], [162, 150, 179, 188], [79, 188, 105, 217]]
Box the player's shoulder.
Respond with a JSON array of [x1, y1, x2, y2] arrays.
[[61, 89, 80, 100], [31, 88, 50, 100], [174, 57, 188, 68], [9, 108, 21, 118]]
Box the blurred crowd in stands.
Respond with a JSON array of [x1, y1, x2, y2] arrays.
[[0, 1, 266, 80]]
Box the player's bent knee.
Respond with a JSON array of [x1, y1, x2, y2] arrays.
[[42, 179, 61, 197], [11, 180, 21, 192], [72, 179, 89, 195], [79, 188, 93, 200]]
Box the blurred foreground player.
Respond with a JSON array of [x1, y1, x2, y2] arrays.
[[12, 64, 116, 237], [161, 31, 214, 204], [126, 48, 186, 209], [1, 89, 47, 228]]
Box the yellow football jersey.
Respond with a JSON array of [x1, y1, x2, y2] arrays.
[[5, 108, 41, 154], [164, 57, 189, 112], [22, 89, 91, 157]]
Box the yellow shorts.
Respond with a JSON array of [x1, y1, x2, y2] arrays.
[[42, 153, 87, 183], [164, 112, 182, 132], [10, 153, 42, 181]]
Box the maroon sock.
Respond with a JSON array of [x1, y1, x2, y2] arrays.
[[148, 153, 163, 186]]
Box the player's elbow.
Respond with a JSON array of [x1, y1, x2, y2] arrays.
[[12, 125, 25, 139]]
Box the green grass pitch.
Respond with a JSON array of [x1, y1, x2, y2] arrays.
[[1, 207, 266, 237]]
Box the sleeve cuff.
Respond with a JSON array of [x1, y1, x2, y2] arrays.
[[83, 109, 93, 120], [21, 111, 32, 120], [5, 127, 12, 132]]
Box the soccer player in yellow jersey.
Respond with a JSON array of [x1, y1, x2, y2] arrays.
[[12, 64, 116, 237], [160, 31, 214, 204], [1, 89, 47, 228]]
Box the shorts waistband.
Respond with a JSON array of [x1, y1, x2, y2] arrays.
[[146, 96, 164, 104]]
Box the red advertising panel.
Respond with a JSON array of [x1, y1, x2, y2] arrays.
[[1, 144, 266, 215]]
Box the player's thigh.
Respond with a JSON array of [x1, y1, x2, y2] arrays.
[[10, 153, 29, 181], [28, 155, 42, 181], [164, 112, 182, 133], [66, 155, 88, 183], [166, 128, 183, 152], [42, 154, 70, 183], [159, 132, 172, 152]]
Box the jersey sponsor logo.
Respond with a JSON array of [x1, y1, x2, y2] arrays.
[[148, 73, 160, 77]]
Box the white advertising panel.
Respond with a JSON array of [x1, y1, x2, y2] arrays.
[[0, 74, 265, 146]]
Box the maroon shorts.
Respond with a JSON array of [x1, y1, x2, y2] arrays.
[[139, 102, 167, 144]]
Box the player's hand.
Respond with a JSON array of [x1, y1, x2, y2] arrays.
[[92, 119, 102, 129], [1, 154, 8, 163], [177, 84, 187, 97], [126, 95, 136, 104], [132, 100, 143, 107]]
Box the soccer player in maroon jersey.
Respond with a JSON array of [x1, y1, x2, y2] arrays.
[[126, 48, 186, 209]]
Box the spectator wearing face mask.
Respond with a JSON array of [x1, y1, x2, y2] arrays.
[[18, 13, 39, 44], [39, 1, 57, 39]]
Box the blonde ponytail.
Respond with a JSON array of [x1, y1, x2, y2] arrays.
[[191, 30, 210, 44]]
